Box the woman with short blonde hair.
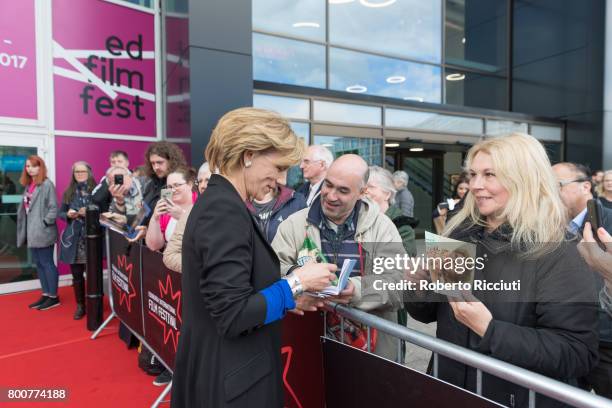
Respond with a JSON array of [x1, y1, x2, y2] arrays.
[[172, 107, 337, 408], [406, 133, 599, 408], [205, 107, 304, 175]]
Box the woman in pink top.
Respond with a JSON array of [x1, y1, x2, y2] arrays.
[[145, 166, 197, 251]]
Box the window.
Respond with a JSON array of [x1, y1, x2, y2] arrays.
[[253, 94, 310, 120], [445, 68, 507, 110], [445, 0, 507, 72], [486, 119, 527, 136], [329, 0, 442, 63], [253, 33, 326, 88], [330, 48, 442, 103], [313, 100, 381, 126], [386, 108, 483, 135], [253, 0, 325, 42], [314, 135, 382, 166]]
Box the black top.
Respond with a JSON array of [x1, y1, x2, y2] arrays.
[[171, 174, 284, 408], [406, 222, 599, 408], [599, 196, 612, 210]]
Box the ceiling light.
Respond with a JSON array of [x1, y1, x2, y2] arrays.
[[385, 143, 399, 147], [461, 37, 466, 44], [329, 0, 355, 4], [446, 73, 465, 81], [409, 147, 424, 152], [386, 75, 406, 84], [322, 143, 334, 147], [360, 0, 397, 8], [292, 22, 321, 28], [346, 84, 367, 93], [402, 96, 424, 102]]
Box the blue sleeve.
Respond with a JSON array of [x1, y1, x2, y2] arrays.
[[259, 279, 296, 324]]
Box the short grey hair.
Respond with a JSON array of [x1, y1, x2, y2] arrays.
[[369, 166, 397, 204], [106, 166, 131, 177], [310, 145, 334, 169], [197, 162, 211, 179], [392, 170, 409, 188]]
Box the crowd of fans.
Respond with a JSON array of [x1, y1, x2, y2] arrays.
[[13, 106, 612, 405]]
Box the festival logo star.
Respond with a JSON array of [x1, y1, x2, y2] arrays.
[[148, 274, 182, 352], [281, 346, 303, 408], [113, 254, 136, 312]]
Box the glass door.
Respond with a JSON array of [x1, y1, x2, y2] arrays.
[[0, 138, 43, 293]]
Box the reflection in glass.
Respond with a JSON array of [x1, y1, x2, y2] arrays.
[[314, 135, 382, 166], [286, 122, 310, 189], [0, 146, 37, 285], [164, 3, 190, 138], [314, 100, 381, 126], [253, 0, 325, 42], [329, 48, 441, 103], [530, 124, 562, 142], [445, 69, 507, 110], [541, 142, 562, 164], [486, 119, 528, 136], [386, 108, 483, 134], [253, 94, 310, 120], [253, 33, 326, 88], [445, 0, 507, 72], [329, 0, 442, 63], [124, 0, 152, 8]]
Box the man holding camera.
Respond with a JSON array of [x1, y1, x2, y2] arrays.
[[103, 166, 143, 225]]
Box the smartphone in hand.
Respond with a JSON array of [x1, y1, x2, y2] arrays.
[[160, 188, 173, 204], [586, 199, 606, 250], [114, 174, 124, 185]]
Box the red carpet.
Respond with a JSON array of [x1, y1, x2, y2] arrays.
[[0, 286, 168, 407]]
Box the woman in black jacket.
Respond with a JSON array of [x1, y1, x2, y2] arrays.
[[171, 108, 337, 408], [59, 161, 96, 320], [406, 133, 599, 408]]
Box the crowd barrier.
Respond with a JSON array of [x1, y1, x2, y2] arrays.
[[323, 303, 612, 408], [92, 227, 326, 408], [91, 227, 612, 408]]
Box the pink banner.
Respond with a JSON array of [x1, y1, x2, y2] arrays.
[[0, 0, 38, 120], [165, 14, 190, 138], [52, 0, 156, 137]]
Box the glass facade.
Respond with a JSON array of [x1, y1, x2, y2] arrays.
[[252, 0, 513, 110]]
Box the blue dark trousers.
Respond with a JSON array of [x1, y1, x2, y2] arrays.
[[30, 246, 59, 297]]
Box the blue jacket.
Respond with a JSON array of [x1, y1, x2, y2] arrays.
[[247, 185, 307, 243]]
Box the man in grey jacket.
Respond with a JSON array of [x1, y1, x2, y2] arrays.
[[272, 154, 405, 360], [392, 170, 414, 217]]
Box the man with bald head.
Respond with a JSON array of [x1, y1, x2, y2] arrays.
[[272, 154, 404, 360], [297, 145, 334, 206]]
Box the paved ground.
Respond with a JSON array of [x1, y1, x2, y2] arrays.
[[403, 316, 437, 373]]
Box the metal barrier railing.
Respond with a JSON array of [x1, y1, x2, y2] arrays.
[[323, 303, 612, 408]]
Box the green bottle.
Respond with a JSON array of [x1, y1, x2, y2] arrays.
[[296, 237, 337, 286]]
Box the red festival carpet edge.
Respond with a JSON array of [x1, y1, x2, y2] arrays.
[[0, 286, 166, 407]]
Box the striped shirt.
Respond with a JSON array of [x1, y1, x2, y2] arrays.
[[307, 197, 362, 277]]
